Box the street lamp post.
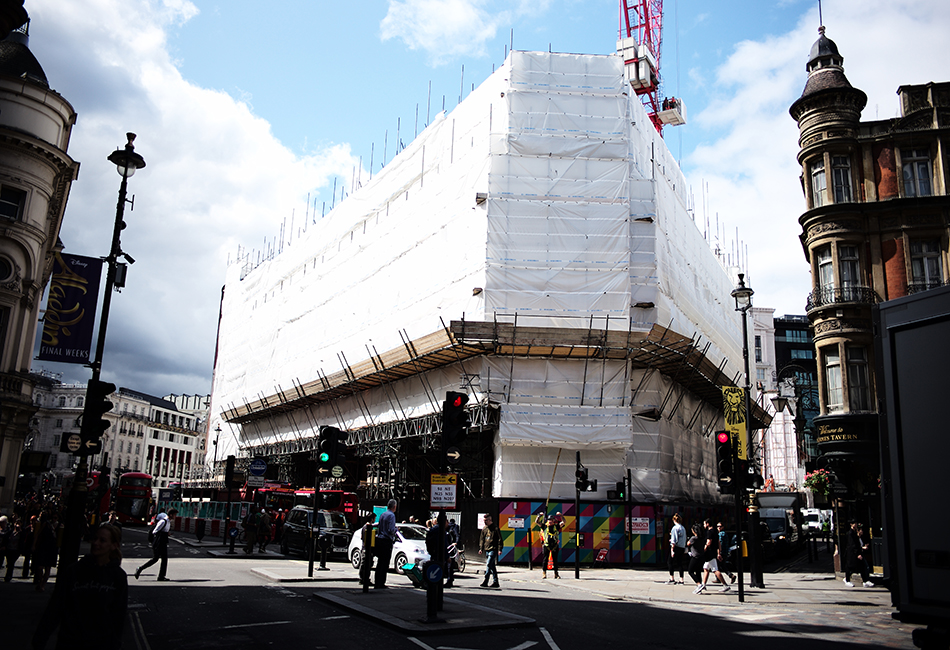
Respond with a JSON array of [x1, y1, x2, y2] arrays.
[[59, 134, 146, 571], [731, 273, 764, 590]]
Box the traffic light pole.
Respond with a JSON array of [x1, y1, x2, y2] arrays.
[[575, 451, 581, 580]]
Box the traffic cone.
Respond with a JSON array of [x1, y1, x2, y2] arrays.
[[547, 554, 554, 572]]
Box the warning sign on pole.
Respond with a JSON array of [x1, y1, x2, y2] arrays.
[[430, 473, 458, 510]]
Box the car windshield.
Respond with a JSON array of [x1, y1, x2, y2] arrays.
[[317, 511, 348, 529], [764, 518, 786, 533], [398, 525, 427, 540]]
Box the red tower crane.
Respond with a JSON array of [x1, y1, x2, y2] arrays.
[[617, 0, 685, 134]]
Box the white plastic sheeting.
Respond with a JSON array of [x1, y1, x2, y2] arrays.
[[210, 51, 744, 504]]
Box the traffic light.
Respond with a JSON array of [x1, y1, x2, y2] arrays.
[[225, 455, 236, 487], [715, 430, 735, 494], [607, 480, 625, 500], [79, 379, 116, 453], [318, 426, 347, 472], [442, 391, 471, 448], [575, 465, 589, 491]]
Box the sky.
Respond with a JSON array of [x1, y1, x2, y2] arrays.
[[23, 0, 950, 399]]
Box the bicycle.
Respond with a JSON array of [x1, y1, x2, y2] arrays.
[[448, 542, 466, 573]]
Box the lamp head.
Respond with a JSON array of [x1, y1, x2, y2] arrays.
[[107, 132, 146, 178], [731, 273, 754, 311]]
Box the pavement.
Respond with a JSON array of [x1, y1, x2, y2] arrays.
[[176, 533, 897, 636]]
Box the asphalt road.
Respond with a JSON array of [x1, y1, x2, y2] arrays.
[[7, 527, 914, 650]]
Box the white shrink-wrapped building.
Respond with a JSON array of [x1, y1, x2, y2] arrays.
[[210, 52, 764, 520]]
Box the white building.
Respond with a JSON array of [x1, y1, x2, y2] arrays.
[[0, 22, 78, 509], [29, 382, 207, 491], [210, 52, 768, 511]]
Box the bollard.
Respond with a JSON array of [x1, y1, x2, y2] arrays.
[[227, 525, 238, 554]]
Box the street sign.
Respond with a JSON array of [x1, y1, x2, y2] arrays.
[[247, 474, 265, 488], [430, 473, 458, 510], [425, 562, 443, 583], [249, 458, 267, 476], [331, 465, 344, 478], [82, 438, 102, 455], [65, 433, 81, 453], [446, 447, 461, 465]]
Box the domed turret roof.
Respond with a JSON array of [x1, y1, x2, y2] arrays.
[[0, 26, 47, 87], [808, 29, 840, 65]]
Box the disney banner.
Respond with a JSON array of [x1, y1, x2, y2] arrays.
[[37, 252, 103, 364]]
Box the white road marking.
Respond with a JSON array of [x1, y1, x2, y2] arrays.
[[540, 627, 561, 650], [219, 620, 293, 630], [408, 638, 437, 650]]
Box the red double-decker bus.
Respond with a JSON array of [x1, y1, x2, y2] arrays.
[[115, 472, 153, 525]]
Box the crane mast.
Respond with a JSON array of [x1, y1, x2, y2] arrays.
[[617, 0, 686, 135]]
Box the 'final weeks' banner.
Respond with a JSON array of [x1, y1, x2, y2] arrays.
[[37, 252, 103, 364]]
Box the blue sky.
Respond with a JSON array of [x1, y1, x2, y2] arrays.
[[23, 0, 950, 397]]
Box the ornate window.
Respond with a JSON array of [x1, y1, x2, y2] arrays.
[[824, 348, 843, 413], [832, 156, 852, 203], [902, 148, 932, 197], [0, 186, 26, 220], [847, 346, 871, 411], [839, 244, 861, 300], [811, 159, 827, 207], [910, 239, 943, 292]]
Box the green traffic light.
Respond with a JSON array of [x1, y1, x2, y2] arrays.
[[319, 452, 330, 462]]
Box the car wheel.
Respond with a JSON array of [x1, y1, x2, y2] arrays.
[[351, 548, 362, 569], [394, 552, 408, 574], [456, 552, 465, 573]]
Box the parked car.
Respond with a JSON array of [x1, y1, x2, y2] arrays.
[[279, 506, 351, 558], [348, 522, 430, 574]]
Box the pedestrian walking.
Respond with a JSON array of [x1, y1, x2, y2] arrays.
[[358, 513, 376, 593], [4, 519, 24, 582], [667, 513, 687, 584], [257, 509, 272, 552], [686, 523, 705, 586], [844, 521, 874, 587], [32, 524, 128, 650], [444, 518, 459, 587], [716, 522, 737, 583], [373, 499, 398, 589], [537, 513, 564, 579], [694, 519, 729, 594], [242, 509, 258, 554], [134, 511, 170, 581], [32, 511, 59, 592], [478, 513, 501, 588]]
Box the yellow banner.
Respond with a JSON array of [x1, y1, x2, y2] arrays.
[[722, 386, 748, 460]]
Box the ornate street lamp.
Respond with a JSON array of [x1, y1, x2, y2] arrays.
[[60, 134, 146, 571]]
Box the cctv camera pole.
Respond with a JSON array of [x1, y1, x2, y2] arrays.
[[60, 135, 144, 573]]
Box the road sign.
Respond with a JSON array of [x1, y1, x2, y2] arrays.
[[65, 434, 81, 453], [446, 447, 461, 465], [430, 473, 458, 510], [425, 562, 443, 583], [249, 458, 267, 476], [82, 438, 102, 455], [331, 465, 344, 478], [247, 474, 265, 488]]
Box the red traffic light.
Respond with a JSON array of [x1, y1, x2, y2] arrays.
[[453, 395, 464, 407], [717, 431, 730, 444]]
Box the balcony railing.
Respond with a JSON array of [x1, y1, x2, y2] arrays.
[[907, 279, 948, 295], [806, 285, 880, 312]]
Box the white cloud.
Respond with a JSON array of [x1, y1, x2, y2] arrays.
[[27, 0, 360, 395], [684, 0, 950, 316], [379, 0, 551, 65]]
